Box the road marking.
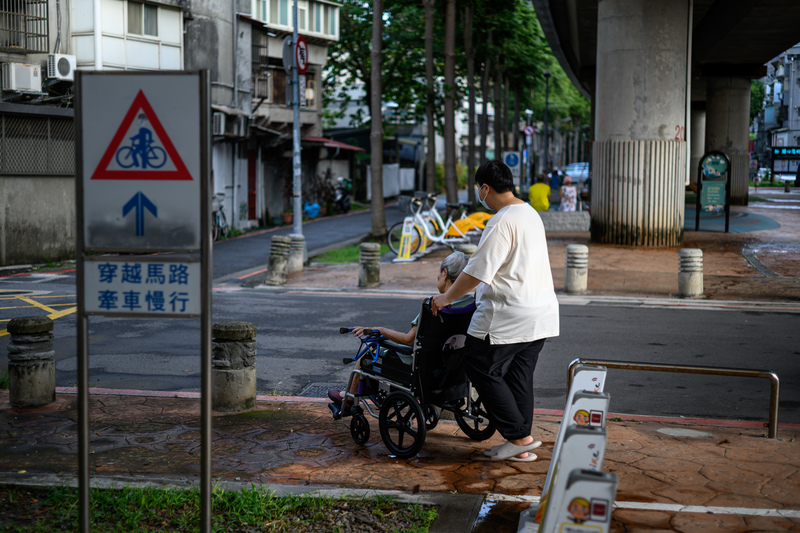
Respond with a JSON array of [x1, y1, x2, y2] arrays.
[[485, 494, 800, 518], [0, 294, 77, 337]]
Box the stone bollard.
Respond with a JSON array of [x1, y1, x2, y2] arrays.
[[264, 235, 291, 285], [7, 316, 55, 408], [212, 321, 257, 412], [455, 243, 478, 256], [565, 244, 589, 294], [678, 248, 704, 298], [288, 233, 306, 274], [358, 242, 381, 288]]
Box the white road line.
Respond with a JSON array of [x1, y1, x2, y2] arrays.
[[485, 494, 800, 517]]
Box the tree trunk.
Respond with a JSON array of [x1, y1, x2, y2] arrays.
[[503, 76, 509, 154], [424, 0, 436, 192], [464, 5, 476, 205], [479, 33, 491, 166], [493, 59, 502, 161], [443, 0, 457, 204], [512, 83, 519, 157], [369, 0, 386, 238]]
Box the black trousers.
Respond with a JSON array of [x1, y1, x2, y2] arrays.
[[464, 334, 546, 441]]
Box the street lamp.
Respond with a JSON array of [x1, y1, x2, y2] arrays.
[[543, 70, 551, 173]]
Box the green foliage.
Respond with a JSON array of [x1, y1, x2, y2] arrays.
[[0, 368, 8, 390], [1, 485, 437, 532], [315, 243, 392, 263], [323, 0, 591, 134], [435, 162, 468, 191], [751, 79, 766, 123]]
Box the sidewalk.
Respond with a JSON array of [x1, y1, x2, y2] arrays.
[[3, 194, 800, 532], [1, 391, 799, 532]]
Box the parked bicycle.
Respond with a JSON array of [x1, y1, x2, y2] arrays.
[[387, 193, 480, 256], [212, 192, 229, 241]]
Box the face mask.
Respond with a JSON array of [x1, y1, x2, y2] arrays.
[[477, 185, 494, 211]]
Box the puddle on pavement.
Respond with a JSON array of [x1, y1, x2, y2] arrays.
[[471, 500, 529, 533]]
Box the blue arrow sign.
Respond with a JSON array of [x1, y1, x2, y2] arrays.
[[122, 191, 158, 236]]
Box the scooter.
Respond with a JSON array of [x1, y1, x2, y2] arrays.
[[335, 176, 351, 214]]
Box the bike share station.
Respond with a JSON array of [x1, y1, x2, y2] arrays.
[[75, 71, 214, 532], [694, 151, 731, 232]]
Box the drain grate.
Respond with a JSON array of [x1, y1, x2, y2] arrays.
[[296, 382, 345, 398]]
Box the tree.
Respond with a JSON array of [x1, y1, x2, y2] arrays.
[[370, 0, 386, 239], [424, 0, 436, 192], [751, 79, 765, 124]]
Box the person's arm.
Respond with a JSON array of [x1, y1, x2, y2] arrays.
[[352, 325, 416, 345], [431, 272, 481, 315]]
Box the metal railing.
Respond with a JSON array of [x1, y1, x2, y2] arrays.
[[567, 358, 781, 439]]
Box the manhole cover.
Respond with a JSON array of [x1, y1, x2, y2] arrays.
[[296, 382, 345, 398]]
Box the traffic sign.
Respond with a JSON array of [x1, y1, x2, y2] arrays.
[[503, 151, 521, 178], [296, 36, 308, 75], [523, 125, 534, 136], [79, 73, 202, 252]]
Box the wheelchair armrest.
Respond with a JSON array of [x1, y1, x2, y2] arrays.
[[382, 341, 414, 356]]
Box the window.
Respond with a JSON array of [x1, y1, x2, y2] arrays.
[[252, 30, 269, 99], [128, 1, 158, 37], [0, 0, 48, 53], [304, 75, 316, 108]]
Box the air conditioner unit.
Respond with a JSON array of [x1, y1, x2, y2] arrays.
[[1, 63, 41, 92], [47, 54, 76, 82], [212, 112, 226, 136]]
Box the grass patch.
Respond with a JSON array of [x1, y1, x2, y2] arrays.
[[0, 369, 8, 390], [314, 243, 391, 263], [0, 485, 437, 532]]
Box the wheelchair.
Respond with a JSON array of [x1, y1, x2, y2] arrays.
[[329, 298, 496, 458]]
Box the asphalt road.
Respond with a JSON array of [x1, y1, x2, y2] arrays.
[[2, 276, 798, 425]]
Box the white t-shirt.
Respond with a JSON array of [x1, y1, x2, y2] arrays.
[[462, 202, 560, 344]]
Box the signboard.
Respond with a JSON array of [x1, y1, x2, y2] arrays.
[[695, 151, 731, 232], [81, 74, 201, 251], [296, 35, 309, 75], [523, 125, 534, 136], [84, 257, 201, 316], [503, 151, 521, 178]]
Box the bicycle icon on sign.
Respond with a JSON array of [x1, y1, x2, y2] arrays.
[[115, 126, 167, 169]]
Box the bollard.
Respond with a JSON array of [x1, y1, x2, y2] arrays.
[[455, 243, 478, 256], [7, 316, 55, 408], [212, 321, 257, 412], [264, 235, 291, 285], [288, 233, 306, 274], [565, 244, 589, 294], [678, 248, 704, 298], [358, 242, 381, 288]]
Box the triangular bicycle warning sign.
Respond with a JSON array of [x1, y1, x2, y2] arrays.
[[91, 90, 192, 181]]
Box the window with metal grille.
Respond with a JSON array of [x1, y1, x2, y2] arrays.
[[0, 0, 48, 53], [252, 30, 269, 99], [0, 114, 74, 176]]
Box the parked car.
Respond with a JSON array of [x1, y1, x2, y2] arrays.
[[562, 162, 590, 184], [563, 162, 590, 200]]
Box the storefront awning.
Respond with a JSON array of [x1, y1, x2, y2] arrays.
[[303, 136, 365, 152]]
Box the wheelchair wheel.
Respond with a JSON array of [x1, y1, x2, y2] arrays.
[[424, 404, 440, 430], [455, 387, 496, 441], [378, 390, 427, 458], [350, 414, 370, 445]]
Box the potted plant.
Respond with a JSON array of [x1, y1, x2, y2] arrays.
[[282, 211, 293, 225]]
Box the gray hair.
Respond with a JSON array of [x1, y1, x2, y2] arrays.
[[440, 251, 469, 282]]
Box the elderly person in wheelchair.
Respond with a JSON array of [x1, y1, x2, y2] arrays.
[[328, 251, 473, 406]]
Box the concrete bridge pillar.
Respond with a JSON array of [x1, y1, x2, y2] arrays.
[[705, 77, 751, 205], [592, 0, 688, 246], [689, 105, 706, 188]]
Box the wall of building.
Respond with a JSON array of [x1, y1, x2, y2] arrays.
[[0, 176, 75, 265]]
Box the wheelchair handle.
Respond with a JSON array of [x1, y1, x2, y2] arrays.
[[339, 327, 351, 334]]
